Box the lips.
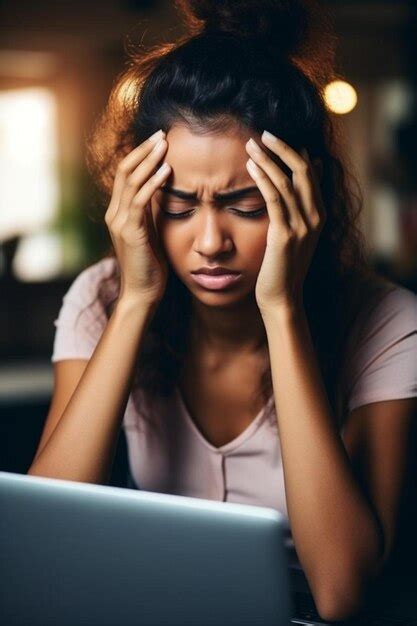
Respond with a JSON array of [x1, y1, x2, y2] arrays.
[[190, 272, 242, 290], [192, 267, 240, 276]]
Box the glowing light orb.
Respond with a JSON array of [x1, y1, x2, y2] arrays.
[[324, 80, 358, 114]]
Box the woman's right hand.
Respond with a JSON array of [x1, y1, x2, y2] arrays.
[[105, 130, 172, 308]]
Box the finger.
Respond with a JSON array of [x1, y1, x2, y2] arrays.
[[261, 134, 323, 226], [106, 130, 165, 221], [125, 161, 171, 233], [246, 139, 305, 231], [261, 132, 304, 171], [112, 139, 168, 229], [246, 159, 291, 232]]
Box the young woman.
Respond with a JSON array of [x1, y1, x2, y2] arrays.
[[28, 0, 417, 620]]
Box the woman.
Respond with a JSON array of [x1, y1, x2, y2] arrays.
[[29, 0, 417, 621]]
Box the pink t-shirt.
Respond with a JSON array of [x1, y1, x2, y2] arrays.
[[51, 257, 417, 568]]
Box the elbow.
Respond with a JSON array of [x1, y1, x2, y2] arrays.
[[314, 575, 366, 623], [314, 529, 385, 622], [316, 594, 363, 623]]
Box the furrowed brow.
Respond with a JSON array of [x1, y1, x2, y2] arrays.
[[160, 185, 260, 201]]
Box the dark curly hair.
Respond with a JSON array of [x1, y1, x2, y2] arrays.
[[81, 0, 382, 428]]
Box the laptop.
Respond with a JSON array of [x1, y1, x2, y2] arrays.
[[0, 470, 294, 626]]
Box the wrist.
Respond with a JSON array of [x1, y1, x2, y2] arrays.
[[261, 305, 305, 331], [115, 294, 159, 321], [260, 300, 305, 325]]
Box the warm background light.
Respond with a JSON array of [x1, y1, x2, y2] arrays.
[[0, 87, 59, 240], [0, 86, 62, 280], [324, 80, 358, 114]]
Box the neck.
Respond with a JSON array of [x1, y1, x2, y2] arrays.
[[188, 292, 268, 357]]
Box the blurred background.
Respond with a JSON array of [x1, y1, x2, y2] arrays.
[[0, 0, 416, 586]]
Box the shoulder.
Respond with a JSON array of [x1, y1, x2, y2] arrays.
[[346, 277, 416, 354], [62, 256, 119, 306], [51, 256, 119, 362], [357, 278, 416, 337], [342, 277, 416, 415]]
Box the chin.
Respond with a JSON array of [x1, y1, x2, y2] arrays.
[[188, 280, 255, 307]]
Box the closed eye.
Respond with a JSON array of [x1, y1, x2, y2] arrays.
[[160, 206, 267, 219]]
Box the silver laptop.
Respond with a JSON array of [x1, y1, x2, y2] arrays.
[[0, 471, 294, 626]]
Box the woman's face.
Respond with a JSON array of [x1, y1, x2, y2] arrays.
[[151, 124, 271, 306]]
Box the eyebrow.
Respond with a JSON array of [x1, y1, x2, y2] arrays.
[[160, 185, 261, 202]]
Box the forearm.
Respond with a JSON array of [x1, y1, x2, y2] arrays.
[[261, 304, 384, 620], [28, 297, 156, 485]]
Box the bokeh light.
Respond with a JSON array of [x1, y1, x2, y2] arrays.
[[324, 80, 358, 114]]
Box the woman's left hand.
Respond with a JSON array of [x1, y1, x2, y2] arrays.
[[245, 131, 326, 313]]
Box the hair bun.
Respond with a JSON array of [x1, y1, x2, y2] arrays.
[[176, 0, 317, 59], [174, 0, 337, 84]]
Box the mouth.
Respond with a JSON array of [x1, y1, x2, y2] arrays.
[[190, 272, 242, 291]]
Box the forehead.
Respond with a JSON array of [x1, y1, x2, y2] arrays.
[[164, 124, 257, 192]]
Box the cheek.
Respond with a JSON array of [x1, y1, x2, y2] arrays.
[[239, 227, 268, 268]]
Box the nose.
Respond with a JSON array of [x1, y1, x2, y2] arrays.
[[193, 209, 233, 257]]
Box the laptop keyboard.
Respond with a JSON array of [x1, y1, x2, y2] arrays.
[[291, 592, 417, 626]]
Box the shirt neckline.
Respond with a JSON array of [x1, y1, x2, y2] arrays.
[[175, 386, 275, 454]]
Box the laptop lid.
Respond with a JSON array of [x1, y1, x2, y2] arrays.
[[0, 471, 293, 626]]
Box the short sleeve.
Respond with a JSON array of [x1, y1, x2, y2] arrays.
[[344, 284, 417, 414], [51, 258, 116, 363]]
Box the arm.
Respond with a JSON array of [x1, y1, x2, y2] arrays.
[[28, 296, 156, 485], [245, 131, 415, 620], [262, 304, 386, 622]]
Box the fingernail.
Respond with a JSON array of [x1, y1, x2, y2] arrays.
[[150, 129, 165, 143], [262, 130, 277, 142], [155, 162, 170, 176], [248, 138, 262, 153], [247, 159, 259, 174], [152, 137, 165, 151]]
